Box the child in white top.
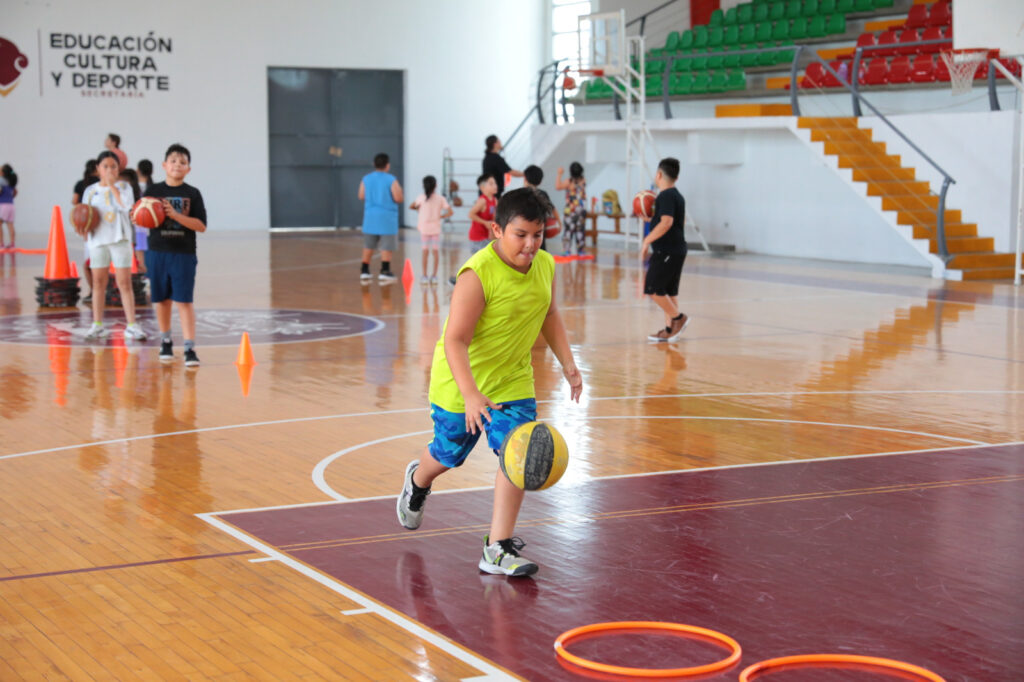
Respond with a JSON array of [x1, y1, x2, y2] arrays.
[[409, 175, 452, 284], [81, 151, 147, 341]]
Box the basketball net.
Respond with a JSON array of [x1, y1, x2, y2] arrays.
[[941, 49, 988, 95]]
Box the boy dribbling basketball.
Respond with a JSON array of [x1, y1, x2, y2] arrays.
[[396, 188, 583, 577]]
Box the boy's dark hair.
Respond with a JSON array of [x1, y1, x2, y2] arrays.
[[658, 157, 680, 181], [107, 133, 121, 147], [137, 159, 153, 178], [373, 153, 389, 169], [485, 135, 499, 153], [83, 159, 98, 180], [494, 187, 552, 229], [569, 162, 584, 180], [477, 174, 493, 187], [1, 164, 15, 188], [97, 150, 120, 166], [523, 165, 543, 186], [423, 175, 436, 199], [165, 143, 191, 163]]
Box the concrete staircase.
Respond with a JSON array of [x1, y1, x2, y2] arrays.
[[796, 117, 1021, 280]]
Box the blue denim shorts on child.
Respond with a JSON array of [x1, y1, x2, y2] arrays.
[[145, 251, 198, 303], [427, 398, 537, 468]]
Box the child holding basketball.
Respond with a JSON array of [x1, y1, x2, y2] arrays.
[[81, 151, 147, 341], [555, 162, 587, 255], [144, 143, 208, 366], [410, 175, 452, 285], [396, 187, 583, 577], [641, 157, 688, 342]]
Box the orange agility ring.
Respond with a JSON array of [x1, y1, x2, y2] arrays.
[[739, 654, 946, 681], [553, 621, 742, 678]]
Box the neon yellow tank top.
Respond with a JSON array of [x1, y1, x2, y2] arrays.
[[429, 243, 555, 412]]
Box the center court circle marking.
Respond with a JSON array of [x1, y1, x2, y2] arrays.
[[554, 621, 741, 678], [739, 654, 945, 681], [312, 414, 987, 501]]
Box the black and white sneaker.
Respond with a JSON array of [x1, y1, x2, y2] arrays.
[[159, 339, 174, 362], [379, 270, 397, 283], [396, 460, 430, 530], [479, 536, 538, 577], [184, 348, 200, 367]]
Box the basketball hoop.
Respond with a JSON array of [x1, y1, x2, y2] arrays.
[[941, 49, 990, 95]]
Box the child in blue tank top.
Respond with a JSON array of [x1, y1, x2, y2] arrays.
[[358, 153, 404, 282]]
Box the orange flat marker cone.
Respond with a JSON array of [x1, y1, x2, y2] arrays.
[[43, 206, 72, 280], [47, 325, 71, 406], [402, 258, 414, 287], [235, 332, 256, 366], [111, 338, 127, 389], [237, 362, 255, 398], [69, 261, 79, 278]]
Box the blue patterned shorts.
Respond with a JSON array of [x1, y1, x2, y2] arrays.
[[427, 398, 537, 468]]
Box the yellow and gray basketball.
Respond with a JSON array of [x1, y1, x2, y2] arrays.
[[499, 422, 569, 491]]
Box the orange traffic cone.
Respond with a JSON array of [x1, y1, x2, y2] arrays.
[[235, 331, 256, 366], [130, 254, 139, 274], [43, 206, 71, 280], [69, 261, 79, 278], [401, 258, 414, 304], [111, 337, 127, 389]]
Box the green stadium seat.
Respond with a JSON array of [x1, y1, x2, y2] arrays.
[[724, 25, 741, 45], [726, 70, 747, 90], [672, 56, 691, 72], [724, 7, 739, 25], [645, 75, 662, 96], [646, 59, 664, 74], [739, 24, 757, 44], [691, 72, 710, 94], [786, 0, 802, 20], [837, 0, 854, 11], [669, 73, 692, 95], [773, 20, 791, 41], [691, 54, 708, 70], [803, 0, 820, 16], [820, 0, 837, 13], [873, 0, 894, 7], [827, 14, 846, 34], [709, 70, 728, 92], [808, 15, 827, 37], [754, 3, 770, 22], [680, 30, 695, 51], [708, 53, 725, 69], [854, 0, 872, 11], [755, 22, 772, 43], [664, 32, 680, 53], [770, 3, 786, 21], [776, 46, 797, 65], [724, 51, 742, 68], [710, 9, 724, 25], [737, 3, 754, 24], [791, 17, 808, 39], [693, 25, 709, 50], [709, 26, 725, 48]]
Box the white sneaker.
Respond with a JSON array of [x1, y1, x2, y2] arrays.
[[429, 275, 438, 285], [123, 323, 148, 341], [360, 271, 372, 282], [379, 271, 397, 283], [83, 323, 109, 340], [420, 275, 429, 285]]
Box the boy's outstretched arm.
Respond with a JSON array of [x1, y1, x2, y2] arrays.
[[444, 269, 500, 433], [541, 278, 583, 402]]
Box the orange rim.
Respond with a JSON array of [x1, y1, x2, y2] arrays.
[[739, 654, 946, 681], [553, 621, 741, 678]]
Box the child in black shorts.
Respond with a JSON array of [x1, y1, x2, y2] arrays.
[[144, 143, 207, 367], [641, 158, 688, 342]]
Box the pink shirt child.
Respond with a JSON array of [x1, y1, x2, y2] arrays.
[[413, 193, 451, 237]]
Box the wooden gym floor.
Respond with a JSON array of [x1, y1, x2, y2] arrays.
[[1, 231, 1022, 680]]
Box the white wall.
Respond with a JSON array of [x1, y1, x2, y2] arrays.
[[4, 0, 546, 234], [596, 0, 690, 54]]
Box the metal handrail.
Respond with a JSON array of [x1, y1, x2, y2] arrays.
[[850, 38, 951, 116], [506, 59, 564, 149]]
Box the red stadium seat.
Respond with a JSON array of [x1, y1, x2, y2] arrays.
[[800, 62, 826, 88], [861, 58, 889, 85], [919, 26, 945, 54], [994, 58, 1023, 78], [905, 4, 929, 30], [889, 55, 913, 83], [935, 54, 951, 81], [928, 1, 951, 27], [822, 60, 848, 87], [910, 54, 935, 82], [856, 32, 877, 50], [876, 29, 900, 57], [898, 28, 921, 55]]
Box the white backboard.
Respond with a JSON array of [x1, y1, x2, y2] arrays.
[[578, 11, 626, 76], [953, 0, 1024, 57]]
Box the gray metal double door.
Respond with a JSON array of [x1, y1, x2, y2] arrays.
[[268, 68, 404, 229]]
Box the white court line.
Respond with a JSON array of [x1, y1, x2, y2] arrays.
[[4, 389, 1019, 462], [195, 512, 517, 682], [310, 416, 988, 501], [247, 557, 277, 563]]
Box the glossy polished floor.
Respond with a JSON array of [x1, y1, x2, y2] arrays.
[[1, 231, 1022, 680]]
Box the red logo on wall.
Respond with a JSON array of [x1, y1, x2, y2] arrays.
[[0, 37, 29, 97]]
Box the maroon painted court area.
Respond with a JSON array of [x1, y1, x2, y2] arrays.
[[220, 445, 1024, 681]]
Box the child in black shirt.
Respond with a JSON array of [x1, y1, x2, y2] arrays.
[[641, 158, 688, 342]]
